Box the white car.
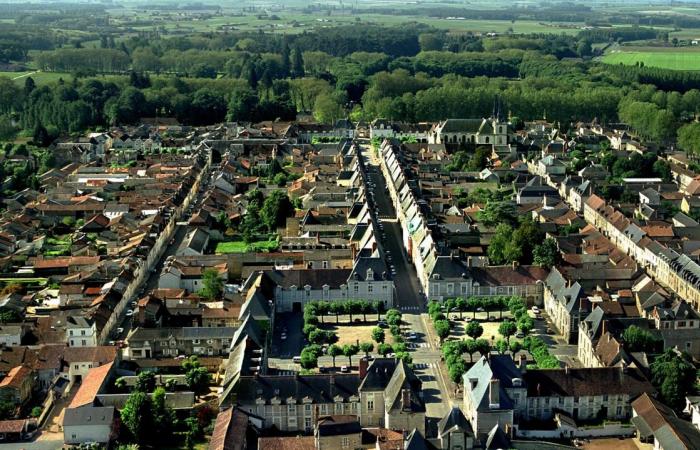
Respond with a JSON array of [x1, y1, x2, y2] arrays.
[[532, 306, 541, 314], [125, 310, 134, 317], [340, 366, 349, 373], [116, 327, 124, 335], [281, 333, 287, 340]]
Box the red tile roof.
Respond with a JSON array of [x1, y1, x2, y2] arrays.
[[0, 366, 32, 389], [69, 361, 113, 408]]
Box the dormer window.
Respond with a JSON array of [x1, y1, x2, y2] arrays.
[[366, 268, 374, 280]]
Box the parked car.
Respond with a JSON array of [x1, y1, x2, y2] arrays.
[[377, 321, 388, 328], [125, 310, 134, 317], [532, 306, 540, 314], [116, 327, 124, 335], [545, 327, 555, 335], [293, 356, 302, 364], [340, 366, 349, 373], [515, 331, 525, 339], [280, 333, 287, 340]]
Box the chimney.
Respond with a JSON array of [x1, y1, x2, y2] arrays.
[[564, 365, 569, 375], [401, 388, 411, 411], [519, 353, 527, 373], [467, 256, 472, 267], [512, 261, 518, 270], [359, 358, 369, 380], [488, 379, 500, 409]]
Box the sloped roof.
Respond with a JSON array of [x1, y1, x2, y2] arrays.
[[69, 361, 113, 408], [437, 406, 473, 437]]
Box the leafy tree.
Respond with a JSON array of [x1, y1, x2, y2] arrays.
[[135, 371, 156, 393], [291, 45, 305, 78], [622, 325, 658, 352], [151, 387, 174, 436], [360, 342, 374, 357], [385, 309, 402, 326], [533, 238, 559, 268], [182, 356, 211, 395], [342, 344, 359, 366], [300, 346, 320, 369], [465, 321, 484, 340], [495, 338, 509, 354], [455, 297, 467, 319], [467, 297, 482, 320], [120, 392, 153, 445], [434, 319, 451, 343], [371, 327, 385, 344], [328, 344, 342, 367], [477, 201, 517, 227], [199, 268, 224, 300], [474, 339, 491, 357], [517, 316, 534, 335], [488, 224, 520, 264], [377, 343, 393, 356], [498, 320, 518, 344], [33, 122, 51, 147], [650, 350, 697, 409], [313, 91, 345, 124], [509, 340, 523, 356], [678, 122, 700, 158], [114, 377, 127, 392], [260, 190, 294, 232]]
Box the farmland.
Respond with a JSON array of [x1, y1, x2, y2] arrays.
[[601, 47, 700, 71]]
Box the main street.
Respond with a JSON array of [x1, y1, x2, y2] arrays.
[[360, 143, 453, 419]]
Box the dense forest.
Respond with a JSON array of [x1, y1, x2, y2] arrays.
[[0, 22, 699, 146]]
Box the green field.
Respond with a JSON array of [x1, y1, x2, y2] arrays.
[[601, 48, 700, 71], [0, 71, 73, 86], [215, 239, 279, 254]]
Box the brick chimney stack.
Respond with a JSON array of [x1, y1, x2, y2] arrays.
[[401, 388, 411, 411], [359, 358, 369, 379], [489, 379, 500, 409]]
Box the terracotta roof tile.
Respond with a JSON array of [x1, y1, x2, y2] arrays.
[[69, 361, 113, 408]]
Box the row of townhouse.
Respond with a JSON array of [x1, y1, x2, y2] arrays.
[[583, 194, 700, 310], [379, 139, 546, 303]]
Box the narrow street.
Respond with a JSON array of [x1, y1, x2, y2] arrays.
[[359, 143, 451, 419], [112, 162, 213, 342]]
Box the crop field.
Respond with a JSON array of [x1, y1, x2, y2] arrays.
[[601, 47, 700, 71]]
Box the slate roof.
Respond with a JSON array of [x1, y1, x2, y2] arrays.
[[316, 415, 362, 436], [236, 374, 360, 405], [263, 269, 352, 290], [384, 360, 424, 413], [525, 366, 653, 398], [463, 355, 519, 411], [437, 406, 473, 438], [440, 119, 483, 134], [349, 257, 390, 281], [63, 406, 114, 427]]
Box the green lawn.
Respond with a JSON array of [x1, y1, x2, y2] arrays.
[[215, 239, 279, 254], [0, 71, 73, 86], [601, 47, 700, 70]]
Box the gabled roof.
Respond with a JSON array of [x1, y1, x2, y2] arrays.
[[632, 393, 700, 450], [63, 405, 114, 427], [69, 361, 113, 408], [437, 406, 473, 437]]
